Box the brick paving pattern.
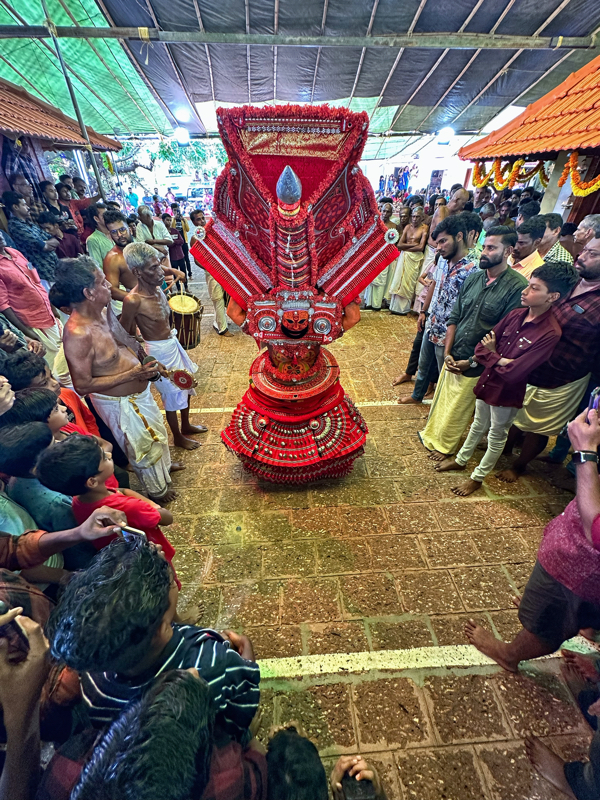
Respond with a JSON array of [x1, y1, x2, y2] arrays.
[[167, 270, 588, 799]]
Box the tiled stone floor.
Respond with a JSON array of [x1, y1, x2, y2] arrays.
[[166, 270, 590, 799]]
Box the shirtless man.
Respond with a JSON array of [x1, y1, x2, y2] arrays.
[[120, 242, 207, 451], [103, 210, 185, 311], [189, 209, 234, 337], [50, 256, 180, 503], [386, 206, 429, 315]]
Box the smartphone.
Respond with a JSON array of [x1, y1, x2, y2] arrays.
[[0, 600, 30, 662], [341, 774, 377, 800], [121, 525, 147, 542], [587, 387, 600, 422]]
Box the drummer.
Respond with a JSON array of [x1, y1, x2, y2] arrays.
[[103, 211, 186, 315], [120, 242, 208, 450]]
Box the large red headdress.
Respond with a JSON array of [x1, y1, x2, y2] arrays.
[[190, 104, 398, 346]]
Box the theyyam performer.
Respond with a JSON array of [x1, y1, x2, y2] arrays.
[[120, 242, 208, 451], [190, 104, 398, 483]]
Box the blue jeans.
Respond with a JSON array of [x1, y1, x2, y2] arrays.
[[412, 328, 444, 401]]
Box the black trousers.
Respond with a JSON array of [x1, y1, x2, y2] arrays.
[[182, 241, 192, 277], [406, 328, 424, 376]]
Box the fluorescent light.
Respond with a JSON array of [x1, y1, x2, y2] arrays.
[[174, 107, 191, 123], [174, 127, 190, 146]]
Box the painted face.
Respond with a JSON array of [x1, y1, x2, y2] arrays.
[[281, 309, 309, 339]]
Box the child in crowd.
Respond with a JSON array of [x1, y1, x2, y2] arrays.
[[47, 537, 260, 744], [35, 434, 175, 564], [0, 422, 77, 534], [0, 348, 100, 436], [0, 386, 129, 488], [0, 423, 71, 585], [436, 262, 577, 495]]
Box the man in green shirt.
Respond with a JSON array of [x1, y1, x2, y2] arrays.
[[420, 226, 528, 458], [85, 203, 114, 270]]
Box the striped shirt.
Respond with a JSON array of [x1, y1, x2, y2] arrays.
[[80, 624, 260, 743]]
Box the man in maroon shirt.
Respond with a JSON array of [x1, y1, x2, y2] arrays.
[[436, 263, 573, 495], [500, 241, 600, 481], [37, 212, 82, 260]]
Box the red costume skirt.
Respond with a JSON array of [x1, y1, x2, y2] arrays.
[[222, 350, 367, 484]]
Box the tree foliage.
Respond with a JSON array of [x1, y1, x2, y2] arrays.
[[156, 141, 227, 174]]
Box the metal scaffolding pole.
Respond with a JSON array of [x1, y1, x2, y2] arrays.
[[39, 0, 106, 200], [0, 25, 596, 50]]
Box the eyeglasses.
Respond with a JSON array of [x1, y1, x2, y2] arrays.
[[110, 226, 129, 235]]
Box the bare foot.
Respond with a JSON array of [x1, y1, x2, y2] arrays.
[[452, 478, 482, 496], [398, 396, 421, 405], [511, 595, 521, 608], [175, 604, 201, 625], [220, 329, 235, 337], [427, 450, 448, 462], [181, 423, 208, 434], [169, 461, 186, 472], [173, 436, 201, 450], [150, 487, 178, 505], [560, 661, 595, 706], [525, 737, 576, 798], [561, 649, 600, 683], [464, 619, 518, 672], [496, 467, 522, 483], [435, 457, 465, 473], [392, 372, 413, 386], [423, 389, 435, 400]]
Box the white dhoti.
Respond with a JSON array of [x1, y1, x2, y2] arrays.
[[386, 251, 425, 315], [33, 320, 62, 370], [365, 258, 396, 310], [206, 271, 227, 333], [90, 384, 172, 498], [145, 330, 198, 412]]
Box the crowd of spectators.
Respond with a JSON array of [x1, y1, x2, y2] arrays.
[[0, 169, 600, 798]]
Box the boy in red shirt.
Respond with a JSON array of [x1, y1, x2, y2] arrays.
[[35, 435, 177, 575], [436, 262, 576, 495]]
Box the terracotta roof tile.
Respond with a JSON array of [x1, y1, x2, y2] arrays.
[[459, 53, 600, 160], [0, 78, 120, 152]]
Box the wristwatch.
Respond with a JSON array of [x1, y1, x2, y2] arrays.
[[571, 451, 599, 464], [468, 356, 478, 369]]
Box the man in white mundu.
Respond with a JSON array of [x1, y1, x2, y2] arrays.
[[120, 242, 207, 451], [57, 255, 181, 503]]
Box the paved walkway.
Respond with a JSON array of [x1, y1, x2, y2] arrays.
[[166, 271, 591, 800]]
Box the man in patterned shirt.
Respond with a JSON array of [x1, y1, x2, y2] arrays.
[[399, 214, 477, 405], [8, 173, 46, 223], [538, 212, 574, 265], [4, 192, 59, 288]]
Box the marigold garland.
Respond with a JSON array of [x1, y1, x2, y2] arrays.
[[472, 158, 550, 191], [558, 151, 600, 197]]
